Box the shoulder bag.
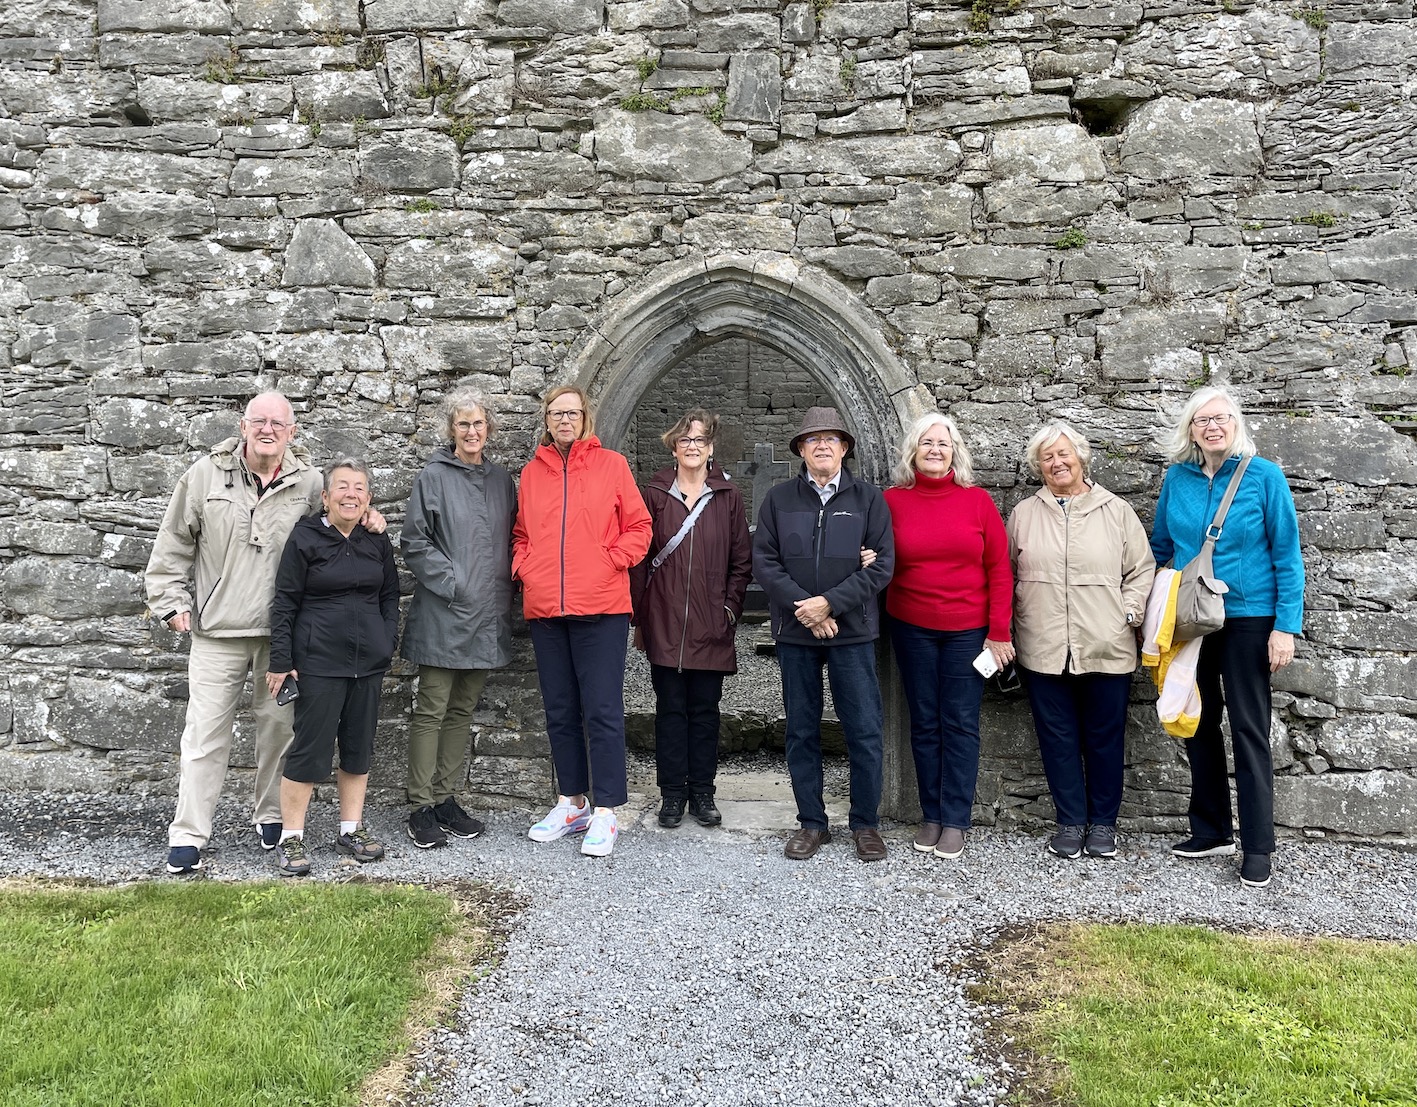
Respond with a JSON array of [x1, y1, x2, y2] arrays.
[[1172, 455, 1251, 642]]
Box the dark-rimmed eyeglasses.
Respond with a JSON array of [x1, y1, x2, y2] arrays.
[[1191, 413, 1233, 428], [676, 436, 710, 449], [548, 409, 584, 422]]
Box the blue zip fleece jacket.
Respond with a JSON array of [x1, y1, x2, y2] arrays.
[[752, 464, 895, 646], [1150, 454, 1305, 634]]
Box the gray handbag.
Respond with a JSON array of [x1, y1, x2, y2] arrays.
[[1172, 456, 1251, 642]]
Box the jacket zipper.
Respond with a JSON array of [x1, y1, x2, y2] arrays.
[[1063, 499, 1073, 673], [558, 456, 568, 615], [813, 506, 825, 594], [195, 575, 222, 631], [677, 524, 695, 672]]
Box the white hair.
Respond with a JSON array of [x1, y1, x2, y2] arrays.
[[891, 412, 976, 488], [1162, 385, 1257, 464], [243, 390, 296, 423], [1023, 421, 1092, 478]]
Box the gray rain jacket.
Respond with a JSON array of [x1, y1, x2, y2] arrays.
[[400, 445, 516, 670]]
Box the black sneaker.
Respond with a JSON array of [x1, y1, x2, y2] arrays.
[[1240, 853, 1272, 888], [688, 792, 722, 827], [1172, 836, 1237, 859], [165, 845, 203, 874], [257, 822, 282, 850], [408, 805, 448, 849], [335, 827, 385, 863], [658, 795, 686, 828], [1084, 824, 1117, 858], [276, 836, 310, 877], [1047, 824, 1085, 859], [432, 796, 484, 838]]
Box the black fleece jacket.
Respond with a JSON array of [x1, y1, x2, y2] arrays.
[[269, 515, 400, 678]]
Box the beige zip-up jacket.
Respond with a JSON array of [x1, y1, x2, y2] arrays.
[[144, 436, 323, 638], [1006, 482, 1156, 675]]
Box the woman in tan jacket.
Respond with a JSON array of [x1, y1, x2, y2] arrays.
[[1007, 422, 1155, 861]]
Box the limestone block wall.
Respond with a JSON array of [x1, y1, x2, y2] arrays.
[[1, 0, 1415, 836]]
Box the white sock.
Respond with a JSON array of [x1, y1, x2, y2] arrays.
[[340, 820, 358, 835], [280, 829, 303, 842]]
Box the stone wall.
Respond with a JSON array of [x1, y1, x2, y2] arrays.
[[2, 0, 1416, 837]]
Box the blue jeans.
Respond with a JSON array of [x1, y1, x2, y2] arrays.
[[890, 621, 987, 828], [529, 615, 630, 808], [1023, 667, 1131, 827], [777, 640, 883, 831]]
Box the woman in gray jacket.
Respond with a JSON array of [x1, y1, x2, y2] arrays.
[[401, 387, 516, 848]]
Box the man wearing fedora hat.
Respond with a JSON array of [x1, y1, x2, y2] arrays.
[[752, 406, 895, 862]]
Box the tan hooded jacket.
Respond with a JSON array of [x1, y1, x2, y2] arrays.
[[144, 436, 323, 638], [1006, 482, 1156, 675]]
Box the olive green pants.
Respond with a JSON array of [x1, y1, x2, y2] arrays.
[[405, 666, 489, 808]]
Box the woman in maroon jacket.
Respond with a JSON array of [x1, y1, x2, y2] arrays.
[[884, 413, 1014, 861], [630, 409, 752, 830]]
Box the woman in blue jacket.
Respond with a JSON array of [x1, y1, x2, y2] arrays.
[[1151, 387, 1304, 889]]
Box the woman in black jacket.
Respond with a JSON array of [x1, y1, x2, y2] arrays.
[[265, 458, 400, 877]]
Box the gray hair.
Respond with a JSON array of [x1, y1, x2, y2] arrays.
[[323, 457, 372, 494], [243, 390, 295, 424], [1162, 385, 1258, 464], [661, 408, 719, 452], [891, 412, 976, 489], [440, 386, 497, 438], [1023, 421, 1092, 478]]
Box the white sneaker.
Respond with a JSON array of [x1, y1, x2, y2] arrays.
[[528, 797, 592, 842], [580, 809, 619, 857]]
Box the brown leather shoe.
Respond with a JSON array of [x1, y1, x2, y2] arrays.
[[784, 827, 831, 860], [853, 827, 887, 862]]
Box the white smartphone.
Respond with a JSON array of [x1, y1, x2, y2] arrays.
[[972, 648, 1000, 678]]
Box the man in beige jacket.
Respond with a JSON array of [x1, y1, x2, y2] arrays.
[[145, 392, 324, 874]]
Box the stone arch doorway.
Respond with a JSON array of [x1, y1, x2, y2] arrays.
[[561, 253, 931, 822], [563, 254, 931, 485]]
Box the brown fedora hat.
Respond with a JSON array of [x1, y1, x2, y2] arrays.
[[790, 406, 855, 457]]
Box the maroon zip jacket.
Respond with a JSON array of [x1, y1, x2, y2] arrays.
[[629, 462, 752, 673]]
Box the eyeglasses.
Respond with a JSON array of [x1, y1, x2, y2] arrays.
[[676, 436, 710, 449], [803, 434, 842, 446], [919, 438, 952, 451], [243, 418, 290, 431], [455, 420, 487, 433], [548, 409, 583, 422], [1192, 413, 1233, 428]]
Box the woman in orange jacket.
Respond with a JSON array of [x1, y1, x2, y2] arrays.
[[513, 385, 652, 858]]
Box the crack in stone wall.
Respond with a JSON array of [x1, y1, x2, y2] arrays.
[[1, 0, 1415, 837]]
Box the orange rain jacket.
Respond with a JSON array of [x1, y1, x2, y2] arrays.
[[512, 436, 652, 620]]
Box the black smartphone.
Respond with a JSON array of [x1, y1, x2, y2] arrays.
[[994, 663, 1021, 694], [276, 675, 300, 706]]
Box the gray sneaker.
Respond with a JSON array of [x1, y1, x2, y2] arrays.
[[1047, 824, 1085, 859], [335, 827, 385, 863], [276, 835, 311, 877], [934, 827, 966, 860], [1085, 824, 1117, 858]]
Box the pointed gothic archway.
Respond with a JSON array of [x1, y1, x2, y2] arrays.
[[560, 253, 933, 822]]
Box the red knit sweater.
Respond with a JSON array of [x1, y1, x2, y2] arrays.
[[883, 471, 1013, 639]]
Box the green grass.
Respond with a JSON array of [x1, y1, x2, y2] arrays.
[[0, 881, 461, 1107], [988, 923, 1417, 1107]]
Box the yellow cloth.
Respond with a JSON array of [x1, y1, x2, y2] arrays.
[[1141, 568, 1203, 738]]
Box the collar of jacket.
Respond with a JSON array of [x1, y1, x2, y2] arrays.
[[1031, 479, 1114, 515], [797, 461, 855, 491], [210, 435, 312, 475], [431, 443, 487, 473], [1179, 454, 1243, 479], [644, 461, 734, 496], [533, 435, 602, 471]]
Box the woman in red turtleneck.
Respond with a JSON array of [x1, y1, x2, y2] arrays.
[[884, 413, 1013, 861]]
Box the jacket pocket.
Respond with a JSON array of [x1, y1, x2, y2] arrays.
[[777, 511, 816, 559]]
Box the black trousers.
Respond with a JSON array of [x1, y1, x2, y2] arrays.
[[282, 673, 382, 782], [650, 665, 726, 798], [1186, 616, 1277, 855]]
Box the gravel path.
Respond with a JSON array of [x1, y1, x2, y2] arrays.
[[2, 768, 1414, 1107]]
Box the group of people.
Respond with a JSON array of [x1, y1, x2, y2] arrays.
[[146, 382, 1302, 889]]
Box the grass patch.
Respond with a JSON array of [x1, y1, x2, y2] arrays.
[[1054, 228, 1088, 250], [974, 922, 1417, 1107], [0, 880, 494, 1107]]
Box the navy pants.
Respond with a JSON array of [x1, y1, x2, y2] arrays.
[[891, 620, 987, 828], [777, 640, 883, 832], [650, 664, 726, 799], [1188, 616, 1277, 855], [1023, 667, 1131, 827], [529, 615, 630, 808]]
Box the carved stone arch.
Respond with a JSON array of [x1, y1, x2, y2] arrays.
[[562, 253, 932, 484]]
